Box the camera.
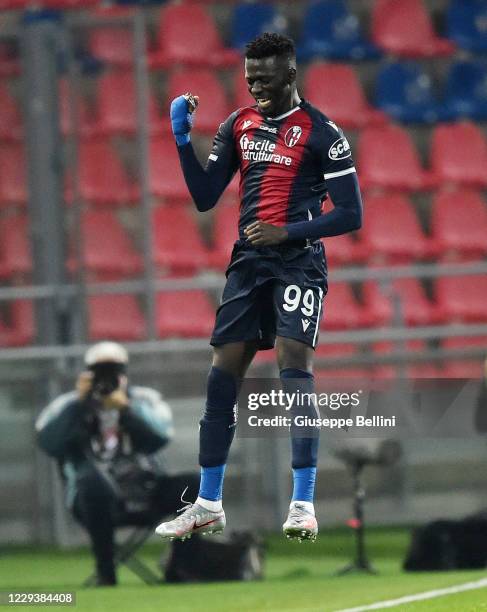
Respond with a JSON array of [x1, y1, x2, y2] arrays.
[[89, 362, 125, 398]]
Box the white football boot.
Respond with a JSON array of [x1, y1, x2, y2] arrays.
[[283, 501, 318, 542]]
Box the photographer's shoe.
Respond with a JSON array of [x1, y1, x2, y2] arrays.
[[283, 501, 318, 542], [155, 502, 226, 541]]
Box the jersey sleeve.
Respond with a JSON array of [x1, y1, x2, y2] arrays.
[[319, 119, 356, 181], [206, 110, 240, 180]]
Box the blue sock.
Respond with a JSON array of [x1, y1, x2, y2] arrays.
[[199, 465, 226, 501], [292, 467, 317, 502]]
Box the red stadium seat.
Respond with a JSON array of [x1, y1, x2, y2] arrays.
[[94, 71, 165, 136], [0, 84, 22, 141], [88, 27, 134, 68], [357, 124, 436, 192], [322, 232, 365, 267], [233, 69, 254, 109], [431, 190, 487, 260], [363, 278, 439, 327], [156, 290, 215, 338], [149, 3, 240, 69], [209, 201, 239, 270], [372, 339, 441, 378], [68, 210, 142, 279], [0, 42, 20, 77], [69, 139, 139, 206], [430, 122, 487, 189], [371, 0, 455, 58], [303, 63, 386, 129], [314, 343, 366, 379], [322, 282, 370, 330], [0, 215, 31, 277], [152, 205, 209, 273], [360, 193, 432, 262], [441, 336, 487, 378], [149, 138, 190, 201], [4, 300, 35, 347], [167, 69, 230, 135], [434, 275, 487, 323], [0, 145, 28, 207], [88, 295, 146, 341]]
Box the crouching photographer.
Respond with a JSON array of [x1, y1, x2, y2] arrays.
[[36, 342, 198, 586]]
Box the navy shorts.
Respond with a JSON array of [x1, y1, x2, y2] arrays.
[[211, 239, 328, 350]]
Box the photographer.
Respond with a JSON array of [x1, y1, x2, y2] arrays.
[[36, 342, 198, 586]]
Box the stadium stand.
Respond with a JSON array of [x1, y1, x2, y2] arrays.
[[434, 275, 487, 323], [4, 300, 35, 347], [444, 59, 487, 122], [232, 67, 254, 109], [320, 282, 371, 330], [441, 336, 487, 378], [231, 2, 284, 52], [446, 0, 487, 54], [371, 0, 455, 57], [0, 83, 22, 141], [149, 2, 240, 69], [322, 232, 365, 267], [372, 340, 441, 378], [357, 124, 436, 191], [297, 0, 380, 61], [156, 289, 215, 339], [0, 214, 31, 277], [431, 190, 487, 260], [375, 61, 448, 124], [59, 79, 94, 137], [429, 121, 487, 188], [304, 62, 386, 129], [88, 294, 146, 341], [87, 7, 136, 68], [149, 138, 190, 201], [208, 200, 239, 271], [0, 144, 28, 207]]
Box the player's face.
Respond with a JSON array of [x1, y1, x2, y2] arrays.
[[245, 56, 296, 117]]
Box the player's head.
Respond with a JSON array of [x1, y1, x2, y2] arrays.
[[244, 32, 298, 117]]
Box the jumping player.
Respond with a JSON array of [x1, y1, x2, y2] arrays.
[[155, 33, 362, 542]]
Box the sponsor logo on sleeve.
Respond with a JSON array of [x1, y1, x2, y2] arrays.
[[328, 137, 351, 160], [284, 126, 303, 148]]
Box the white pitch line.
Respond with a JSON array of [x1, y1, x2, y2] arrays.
[[335, 577, 487, 612]]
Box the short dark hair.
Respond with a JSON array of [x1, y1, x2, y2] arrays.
[[245, 32, 296, 61]]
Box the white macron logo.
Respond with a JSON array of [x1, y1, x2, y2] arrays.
[[301, 319, 311, 332], [239, 133, 292, 166], [242, 120, 253, 130]]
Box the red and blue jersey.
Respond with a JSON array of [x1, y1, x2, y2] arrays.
[[207, 99, 356, 238]]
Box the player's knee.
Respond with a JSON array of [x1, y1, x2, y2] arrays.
[[277, 338, 313, 373]]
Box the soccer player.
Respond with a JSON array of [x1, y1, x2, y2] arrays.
[[155, 33, 362, 542]]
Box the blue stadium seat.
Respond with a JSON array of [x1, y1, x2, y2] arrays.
[[231, 3, 286, 51], [375, 61, 451, 123], [444, 59, 487, 121], [297, 0, 380, 61], [447, 0, 487, 54]]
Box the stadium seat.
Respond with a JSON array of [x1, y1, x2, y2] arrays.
[[3, 300, 35, 347], [297, 0, 380, 61], [0, 145, 28, 207], [441, 336, 487, 378], [375, 61, 451, 124], [321, 282, 370, 329], [149, 138, 189, 201], [149, 3, 240, 69], [156, 290, 215, 338], [152, 205, 209, 273], [371, 0, 455, 58], [88, 27, 134, 68], [166, 69, 230, 136], [70, 139, 140, 206], [431, 190, 487, 260], [94, 71, 164, 136], [434, 275, 487, 323], [322, 232, 365, 267], [359, 193, 433, 262], [430, 122, 487, 189], [357, 124, 436, 192], [362, 278, 439, 327], [0, 84, 22, 141], [231, 2, 285, 51], [444, 60, 487, 122], [68, 210, 143, 279], [304, 63, 386, 129], [209, 201, 239, 270], [447, 0, 487, 54], [372, 339, 441, 378], [88, 294, 146, 341], [0, 215, 31, 277], [0, 41, 20, 77]]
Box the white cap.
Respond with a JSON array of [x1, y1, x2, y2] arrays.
[[84, 342, 129, 367]]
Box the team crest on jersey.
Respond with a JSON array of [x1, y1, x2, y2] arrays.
[[284, 126, 302, 148]]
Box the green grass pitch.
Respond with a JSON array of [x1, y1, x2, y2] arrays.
[[1, 528, 486, 611]]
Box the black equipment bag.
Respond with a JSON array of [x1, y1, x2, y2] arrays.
[[403, 515, 487, 571], [163, 531, 265, 582]]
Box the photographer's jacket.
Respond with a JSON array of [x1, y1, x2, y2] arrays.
[[36, 387, 174, 507]]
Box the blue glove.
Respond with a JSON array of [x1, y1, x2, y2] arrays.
[[170, 95, 194, 147]]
